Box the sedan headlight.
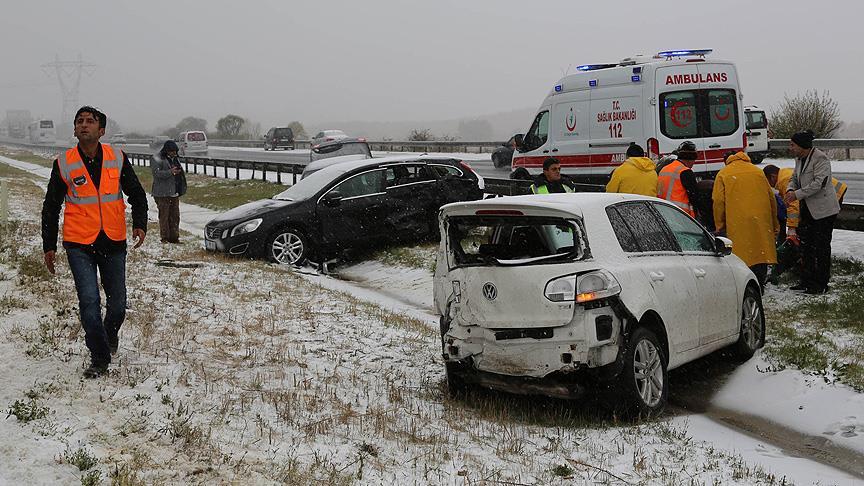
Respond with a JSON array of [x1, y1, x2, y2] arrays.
[[230, 218, 263, 237], [545, 270, 621, 303]]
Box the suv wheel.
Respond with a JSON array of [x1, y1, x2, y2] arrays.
[[731, 285, 765, 360], [619, 327, 668, 416], [267, 228, 310, 265]]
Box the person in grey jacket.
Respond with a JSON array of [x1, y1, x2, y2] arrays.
[[783, 130, 840, 294], [150, 140, 187, 243]]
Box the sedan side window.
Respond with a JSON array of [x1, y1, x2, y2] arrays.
[[612, 202, 678, 252], [332, 170, 385, 199], [652, 203, 715, 252]]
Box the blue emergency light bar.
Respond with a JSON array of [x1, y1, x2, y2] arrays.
[[631, 75, 641, 82], [576, 63, 618, 72], [657, 49, 713, 58], [589, 79, 598, 87]]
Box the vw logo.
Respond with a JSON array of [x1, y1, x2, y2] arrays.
[[482, 282, 498, 301]]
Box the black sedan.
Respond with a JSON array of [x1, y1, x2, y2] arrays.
[[204, 156, 484, 265]]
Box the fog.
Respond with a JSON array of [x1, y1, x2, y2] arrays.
[[2, 0, 862, 138]]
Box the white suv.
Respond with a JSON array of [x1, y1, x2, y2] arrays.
[[744, 106, 769, 163], [434, 193, 763, 414]]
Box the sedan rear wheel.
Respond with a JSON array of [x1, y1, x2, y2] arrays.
[[731, 286, 765, 360], [620, 327, 668, 416], [267, 228, 309, 265]]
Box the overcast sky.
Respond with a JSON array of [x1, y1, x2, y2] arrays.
[[2, 0, 862, 133]]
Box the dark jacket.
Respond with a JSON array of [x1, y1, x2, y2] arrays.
[[530, 173, 575, 194], [41, 144, 148, 253], [150, 154, 187, 197]]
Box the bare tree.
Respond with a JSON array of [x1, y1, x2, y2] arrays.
[[287, 121, 307, 139], [769, 90, 842, 139], [408, 128, 433, 141]]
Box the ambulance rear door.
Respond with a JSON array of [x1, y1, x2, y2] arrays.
[[655, 63, 705, 167], [696, 63, 742, 173]]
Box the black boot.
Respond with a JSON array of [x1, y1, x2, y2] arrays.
[[83, 363, 109, 379]]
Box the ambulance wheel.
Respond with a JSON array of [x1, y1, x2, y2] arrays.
[[750, 153, 764, 164], [619, 327, 668, 417]]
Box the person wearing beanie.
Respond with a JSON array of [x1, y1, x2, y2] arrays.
[[606, 143, 657, 197], [783, 129, 840, 294], [713, 151, 778, 289], [657, 140, 700, 218], [150, 139, 187, 243]]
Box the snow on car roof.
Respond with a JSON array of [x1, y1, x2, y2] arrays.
[[441, 192, 660, 216], [313, 153, 461, 176]]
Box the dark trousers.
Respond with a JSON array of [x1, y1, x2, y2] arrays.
[[798, 202, 836, 291], [66, 247, 127, 366], [750, 263, 768, 289], [155, 196, 181, 243]]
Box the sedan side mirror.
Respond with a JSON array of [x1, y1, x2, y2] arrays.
[[321, 191, 343, 207], [714, 236, 733, 256]]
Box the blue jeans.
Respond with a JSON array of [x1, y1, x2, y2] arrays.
[[66, 247, 127, 366]]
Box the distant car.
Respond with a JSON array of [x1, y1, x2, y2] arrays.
[[311, 130, 349, 146], [204, 155, 484, 265], [149, 135, 172, 151], [177, 130, 208, 156], [491, 135, 518, 169], [435, 193, 764, 414], [108, 133, 127, 144], [310, 138, 372, 163], [264, 126, 295, 151]]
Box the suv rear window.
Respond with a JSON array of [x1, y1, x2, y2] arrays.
[[274, 128, 293, 138], [310, 141, 372, 161], [660, 89, 739, 139], [447, 216, 587, 267], [746, 111, 767, 130], [187, 132, 206, 141]]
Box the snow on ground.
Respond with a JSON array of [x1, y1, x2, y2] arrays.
[[1, 155, 862, 484]]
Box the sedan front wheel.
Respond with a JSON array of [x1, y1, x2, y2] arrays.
[[731, 285, 765, 360], [267, 228, 310, 265]]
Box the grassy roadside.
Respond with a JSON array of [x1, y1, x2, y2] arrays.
[[0, 147, 283, 211], [762, 257, 864, 391]]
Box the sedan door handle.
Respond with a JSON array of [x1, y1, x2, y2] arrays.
[[694, 268, 706, 278], [551, 148, 559, 153], [649, 271, 665, 281], [542, 150, 550, 153], [708, 144, 721, 148]]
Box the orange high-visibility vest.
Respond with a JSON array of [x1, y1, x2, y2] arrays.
[[56, 144, 127, 244], [657, 160, 695, 217]]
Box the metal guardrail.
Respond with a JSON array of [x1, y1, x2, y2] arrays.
[[125, 152, 307, 185], [768, 138, 864, 160]]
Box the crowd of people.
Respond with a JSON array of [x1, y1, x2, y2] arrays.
[[533, 130, 845, 295]]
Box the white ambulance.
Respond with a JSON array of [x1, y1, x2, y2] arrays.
[[512, 49, 746, 182]]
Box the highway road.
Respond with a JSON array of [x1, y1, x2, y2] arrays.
[[126, 144, 863, 203]]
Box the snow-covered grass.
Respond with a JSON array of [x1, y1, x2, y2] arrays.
[[3, 168, 851, 484], [761, 258, 864, 392]]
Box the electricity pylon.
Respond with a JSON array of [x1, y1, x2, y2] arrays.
[[41, 54, 96, 136]]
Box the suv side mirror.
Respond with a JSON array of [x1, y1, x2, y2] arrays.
[[321, 191, 343, 207], [714, 236, 733, 256]]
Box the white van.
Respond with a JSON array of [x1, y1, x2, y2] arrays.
[[177, 130, 208, 155], [512, 49, 746, 182], [744, 106, 769, 163]]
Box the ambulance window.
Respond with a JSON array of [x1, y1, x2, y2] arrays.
[[660, 91, 698, 139], [705, 90, 738, 137], [523, 110, 549, 151]]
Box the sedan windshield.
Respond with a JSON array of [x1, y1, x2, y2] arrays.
[[447, 216, 587, 267]]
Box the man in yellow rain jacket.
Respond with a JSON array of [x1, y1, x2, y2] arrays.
[[606, 143, 657, 197], [713, 151, 779, 288]]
